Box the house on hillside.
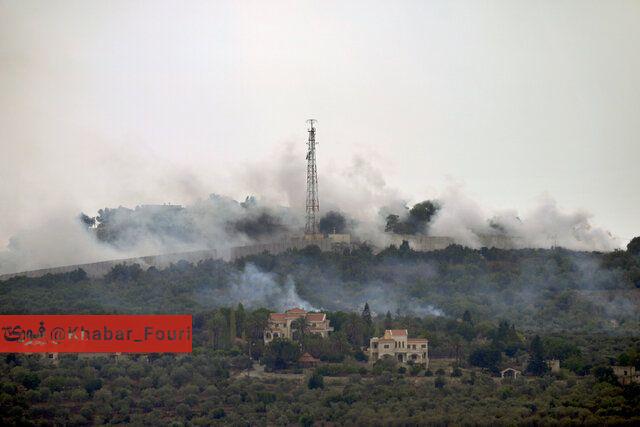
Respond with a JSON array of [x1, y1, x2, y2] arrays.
[[613, 366, 640, 385], [263, 308, 333, 344], [298, 352, 321, 367], [369, 329, 429, 366], [500, 368, 521, 379], [547, 359, 560, 373]]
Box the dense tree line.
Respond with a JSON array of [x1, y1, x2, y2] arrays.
[[3, 241, 638, 334], [1, 240, 639, 424], [1, 333, 639, 425]]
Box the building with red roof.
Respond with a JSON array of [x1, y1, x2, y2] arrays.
[[369, 329, 429, 366], [298, 352, 321, 367], [264, 308, 333, 344]]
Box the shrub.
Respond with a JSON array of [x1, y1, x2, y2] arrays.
[[300, 413, 315, 427], [211, 408, 226, 419], [308, 371, 324, 390], [176, 403, 192, 419]]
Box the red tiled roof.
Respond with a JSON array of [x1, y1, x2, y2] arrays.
[[285, 308, 307, 314], [387, 329, 408, 336], [269, 313, 287, 321], [285, 313, 305, 320], [299, 352, 320, 363], [306, 313, 326, 321]]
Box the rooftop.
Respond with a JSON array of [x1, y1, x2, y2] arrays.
[[306, 313, 326, 321], [299, 352, 320, 363], [285, 308, 307, 314]]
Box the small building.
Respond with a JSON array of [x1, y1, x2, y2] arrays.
[[613, 366, 639, 385], [298, 352, 321, 367], [369, 329, 429, 366], [547, 359, 560, 373], [264, 308, 333, 344], [327, 233, 351, 244], [500, 368, 521, 379]]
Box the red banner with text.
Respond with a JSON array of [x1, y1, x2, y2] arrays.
[[0, 315, 192, 353]]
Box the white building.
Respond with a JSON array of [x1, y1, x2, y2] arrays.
[[369, 329, 429, 366]]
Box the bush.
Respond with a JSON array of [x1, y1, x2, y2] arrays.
[[211, 408, 226, 419], [300, 413, 315, 427], [373, 356, 398, 374], [84, 378, 103, 396], [410, 364, 422, 376], [354, 350, 368, 362], [176, 403, 192, 419], [308, 371, 324, 389]]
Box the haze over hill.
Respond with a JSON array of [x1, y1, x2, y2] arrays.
[[0, 146, 621, 275], [1, 1, 637, 273]]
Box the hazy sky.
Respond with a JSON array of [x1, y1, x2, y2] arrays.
[[1, 0, 638, 247]]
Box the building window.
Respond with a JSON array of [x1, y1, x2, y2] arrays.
[[384, 344, 389, 349], [422, 344, 427, 348]]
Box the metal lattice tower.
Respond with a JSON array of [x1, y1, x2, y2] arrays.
[[305, 119, 319, 235]]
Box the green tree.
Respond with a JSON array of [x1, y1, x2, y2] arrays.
[[361, 302, 372, 328], [83, 378, 103, 396], [236, 303, 246, 339], [384, 311, 393, 330], [262, 338, 301, 370], [308, 371, 324, 389], [361, 302, 373, 343], [229, 307, 237, 342], [385, 214, 400, 233], [469, 346, 502, 373], [319, 211, 347, 234], [526, 335, 548, 376], [209, 311, 230, 350], [462, 310, 473, 324], [593, 366, 618, 385], [291, 317, 309, 342], [627, 236, 640, 256]]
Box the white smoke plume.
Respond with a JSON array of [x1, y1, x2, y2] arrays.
[[0, 209, 123, 274], [0, 143, 621, 275], [226, 264, 316, 311], [427, 184, 619, 251]]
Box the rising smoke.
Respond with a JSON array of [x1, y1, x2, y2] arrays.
[[0, 143, 621, 275], [202, 263, 316, 312]]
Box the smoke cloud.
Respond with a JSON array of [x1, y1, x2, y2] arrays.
[[206, 263, 316, 312], [0, 144, 622, 275], [427, 184, 619, 251]]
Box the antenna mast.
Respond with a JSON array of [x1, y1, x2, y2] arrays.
[[305, 119, 319, 235]]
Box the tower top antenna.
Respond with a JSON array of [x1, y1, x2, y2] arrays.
[[306, 118, 317, 129]]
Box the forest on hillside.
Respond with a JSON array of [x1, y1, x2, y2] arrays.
[[1, 241, 639, 425], [2, 240, 639, 333], [1, 304, 639, 425]]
